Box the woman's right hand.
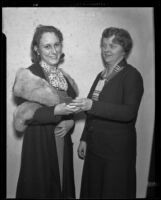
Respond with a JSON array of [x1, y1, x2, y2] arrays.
[[77, 141, 87, 159], [54, 103, 80, 115]]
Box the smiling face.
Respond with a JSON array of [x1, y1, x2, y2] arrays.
[[101, 35, 125, 67], [35, 32, 62, 67]]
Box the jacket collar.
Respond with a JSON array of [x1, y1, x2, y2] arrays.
[[29, 62, 79, 97], [101, 58, 127, 79], [117, 58, 127, 68], [29, 62, 47, 80]]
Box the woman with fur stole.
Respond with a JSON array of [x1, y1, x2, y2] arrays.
[[13, 25, 79, 199]]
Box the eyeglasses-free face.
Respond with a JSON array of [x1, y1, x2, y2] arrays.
[[101, 35, 125, 66], [35, 32, 63, 67]]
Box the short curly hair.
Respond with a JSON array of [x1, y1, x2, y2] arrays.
[[30, 25, 63, 63], [101, 27, 133, 59]]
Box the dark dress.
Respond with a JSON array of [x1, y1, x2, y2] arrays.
[[80, 59, 144, 199], [15, 63, 76, 199]]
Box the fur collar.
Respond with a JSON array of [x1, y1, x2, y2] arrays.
[[13, 67, 79, 106], [13, 67, 79, 132]]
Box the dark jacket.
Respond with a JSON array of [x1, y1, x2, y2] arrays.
[[81, 59, 144, 161], [14, 63, 77, 199]]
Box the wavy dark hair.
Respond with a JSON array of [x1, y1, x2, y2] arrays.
[[31, 25, 64, 64], [101, 27, 133, 59]]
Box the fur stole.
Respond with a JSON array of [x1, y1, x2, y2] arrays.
[[13, 68, 79, 132]]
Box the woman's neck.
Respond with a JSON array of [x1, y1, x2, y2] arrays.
[[40, 60, 58, 71], [105, 57, 124, 74]]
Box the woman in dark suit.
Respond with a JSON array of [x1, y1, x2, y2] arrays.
[[69, 27, 144, 199], [13, 25, 79, 199]]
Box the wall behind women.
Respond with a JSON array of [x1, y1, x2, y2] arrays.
[[3, 7, 154, 198]]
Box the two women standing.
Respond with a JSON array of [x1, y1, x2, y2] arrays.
[[13, 25, 143, 199]]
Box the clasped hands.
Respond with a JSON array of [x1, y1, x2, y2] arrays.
[[68, 97, 93, 113], [54, 98, 92, 137], [54, 98, 93, 116]]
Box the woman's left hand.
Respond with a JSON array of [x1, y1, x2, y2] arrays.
[[68, 98, 93, 112], [54, 120, 74, 137], [54, 103, 80, 115]]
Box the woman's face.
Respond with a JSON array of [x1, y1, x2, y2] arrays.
[[101, 35, 125, 66], [36, 32, 62, 66]]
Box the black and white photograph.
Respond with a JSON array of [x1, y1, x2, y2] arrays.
[[1, 3, 160, 199]]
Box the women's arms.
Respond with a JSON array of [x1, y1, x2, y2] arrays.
[[26, 103, 79, 125], [88, 70, 144, 122], [26, 105, 61, 125], [70, 69, 144, 122]]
